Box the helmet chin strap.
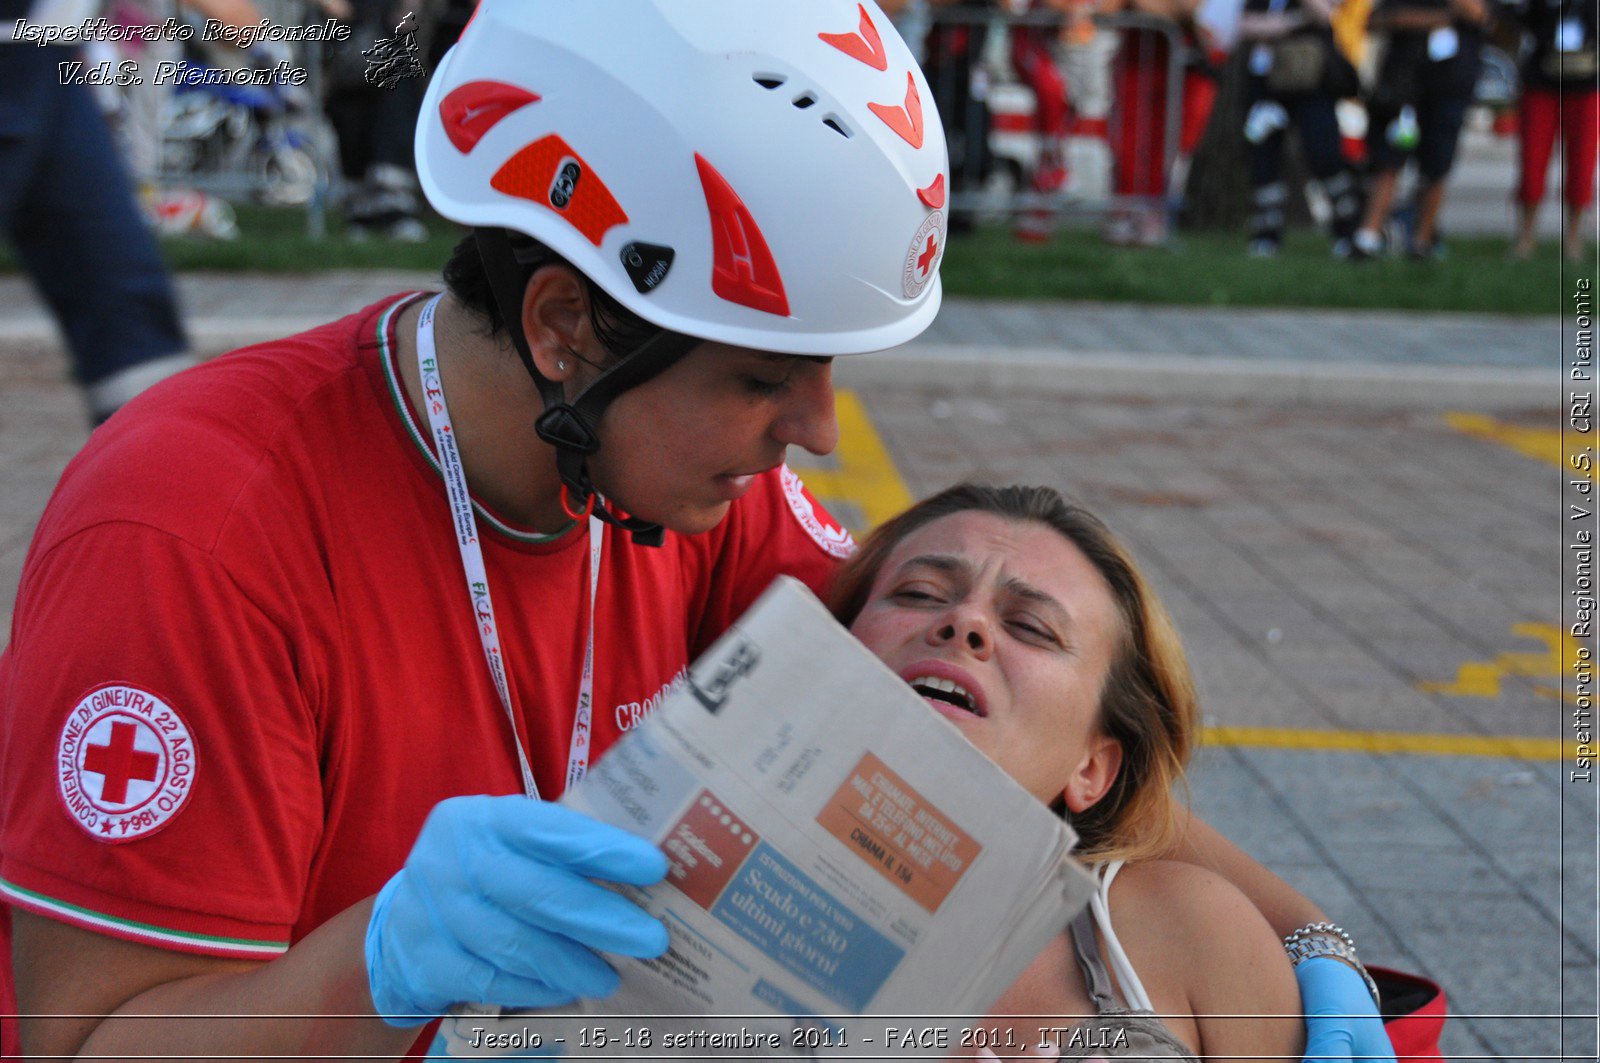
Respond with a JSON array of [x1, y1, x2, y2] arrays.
[[472, 228, 699, 547]]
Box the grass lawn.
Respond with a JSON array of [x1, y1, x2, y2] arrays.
[[941, 224, 1596, 315], [4, 203, 1591, 315]]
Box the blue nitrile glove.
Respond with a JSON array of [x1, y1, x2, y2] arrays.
[[364, 795, 670, 1026], [1297, 957, 1397, 1063]]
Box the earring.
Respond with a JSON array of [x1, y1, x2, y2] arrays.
[[557, 360, 567, 370]]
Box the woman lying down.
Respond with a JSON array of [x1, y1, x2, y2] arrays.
[[830, 484, 1305, 1062]]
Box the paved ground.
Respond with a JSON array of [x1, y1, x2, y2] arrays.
[[1, 272, 1594, 1060]]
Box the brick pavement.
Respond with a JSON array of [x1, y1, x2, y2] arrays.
[[0, 276, 1592, 1059]]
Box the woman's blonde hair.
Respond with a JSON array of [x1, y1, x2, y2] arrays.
[[829, 483, 1198, 863]]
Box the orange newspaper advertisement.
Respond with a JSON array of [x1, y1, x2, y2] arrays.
[[817, 752, 980, 913]]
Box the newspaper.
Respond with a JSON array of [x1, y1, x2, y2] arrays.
[[437, 577, 1096, 1058]]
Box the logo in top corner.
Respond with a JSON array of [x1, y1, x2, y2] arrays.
[[56, 685, 198, 843], [902, 209, 944, 299], [780, 465, 855, 560]]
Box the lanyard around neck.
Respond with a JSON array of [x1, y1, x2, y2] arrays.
[[415, 294, 602, 800]]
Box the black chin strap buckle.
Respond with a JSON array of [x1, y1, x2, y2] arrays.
[[534, 404, 600, 454], [541, 411, 666, 547], [567, 480, 667, 547], [622, 518, 665, 547]]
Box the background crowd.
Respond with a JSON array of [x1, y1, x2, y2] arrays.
[[890, 0, 1596, 261], [0, 0, 1594, 424], [15, 0, 1600, 257]]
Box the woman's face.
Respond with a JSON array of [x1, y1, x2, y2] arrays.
[[587, 341, 839, 535], [848, 511, 1125, 810]]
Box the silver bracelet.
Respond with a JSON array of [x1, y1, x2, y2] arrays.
[[1283, 921, 1381, 1006]]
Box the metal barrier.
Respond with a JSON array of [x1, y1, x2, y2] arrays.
[[910, 5, 1190, 237]]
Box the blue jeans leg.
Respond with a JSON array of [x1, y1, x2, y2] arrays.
[[0, 45, 189, 396]]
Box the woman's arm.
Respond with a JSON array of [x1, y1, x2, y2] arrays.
[[1111, 861, 1304, 1063], [1168, 813, 1396, 1063], [1173, 865, 1305, 1063]]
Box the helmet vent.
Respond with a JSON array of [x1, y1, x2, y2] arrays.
[[753, 74, 787, 89], [822, 115, 852, 139], [791, 92, 817, 109]]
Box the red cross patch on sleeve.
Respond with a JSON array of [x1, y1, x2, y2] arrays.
[[56, 684, 198, 843], [779, 465, 855, 560]]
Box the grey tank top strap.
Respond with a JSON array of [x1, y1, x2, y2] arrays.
[[1063, 905, 1203, 1062], [1068, 905, 1119, 1012]]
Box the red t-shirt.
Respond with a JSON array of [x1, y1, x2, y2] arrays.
[[0, 294, 851, 1051]]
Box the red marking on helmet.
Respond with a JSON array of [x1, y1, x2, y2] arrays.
[[917, 231, 939, 277], [869, 71, 924, 149], [917, 173, 945, 209], [819, 3, 887, 71], [694, 154, 790, 318], [490, 134, 628, 246], [439, 81, 540, 154]]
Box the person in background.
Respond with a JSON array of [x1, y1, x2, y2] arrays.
[[1350, 0, 1492, 258], [322, 0, 440, 241], [918, 0, 997, 232], [1507, 0, 1597, 261], [1101, 0, 1217, 244], [1006, 0, 1078, 241], [0, 0, 194, 425], [1237, 0, 1363, 256]]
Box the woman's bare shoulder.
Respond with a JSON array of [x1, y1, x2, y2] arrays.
[[1108, 860, 1304, 1061], [1110, 860, 1265, 931], [1110, 859, 1295, 980]]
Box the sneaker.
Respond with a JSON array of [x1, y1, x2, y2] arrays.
[[1014, 225, 1052, 245], [1032, 160, 1069, 196], [385, 217, 430, 243], [1386, 207, 1413, 255], [1349, 229, 1385, 260], [1407, 230, 1446, 261], [1247, 237, 1280, 258], [1331, 237, 1353, 260]]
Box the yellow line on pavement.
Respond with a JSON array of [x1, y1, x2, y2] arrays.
[[797, 389, 913, 532], [1204, 725, 1577, 761], [1415, 622, 1581, 700], [1445, 411, 1592, 480]]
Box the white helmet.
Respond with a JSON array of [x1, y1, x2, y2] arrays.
[[416, 0, 949, 357]]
